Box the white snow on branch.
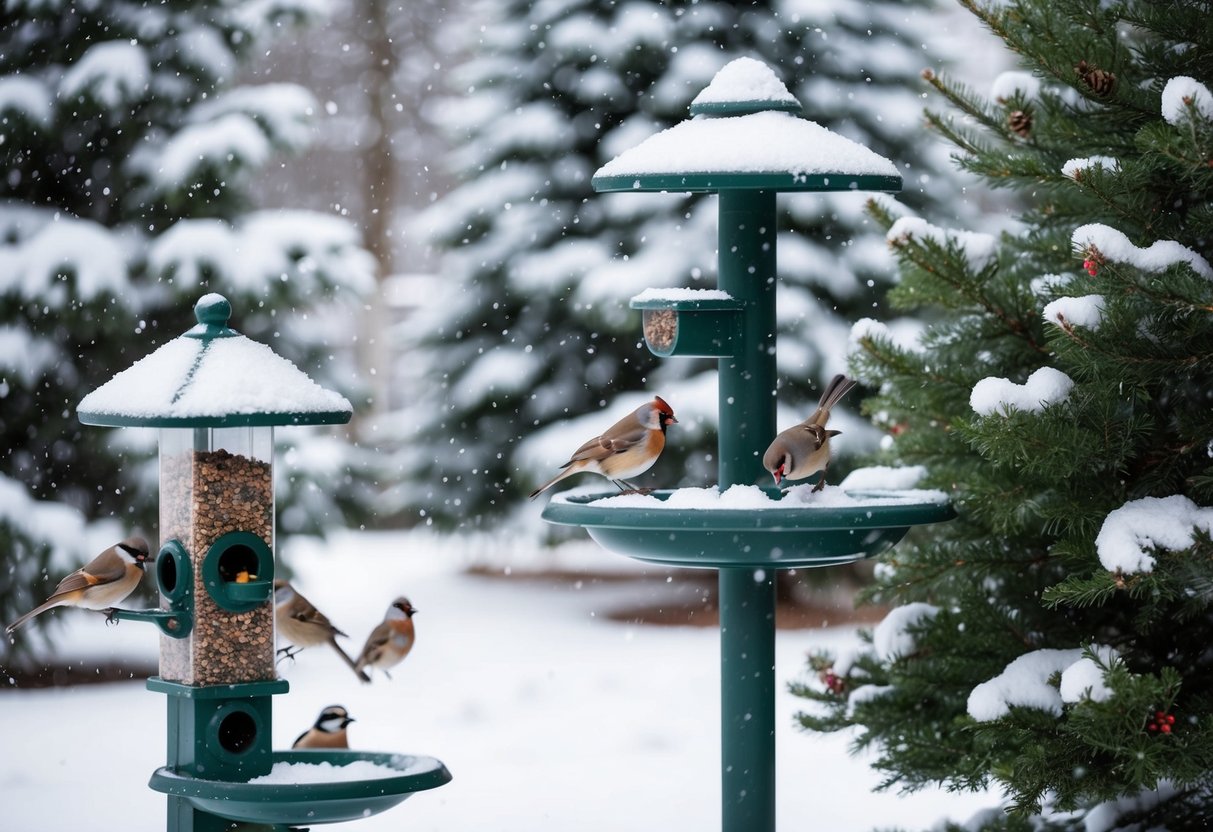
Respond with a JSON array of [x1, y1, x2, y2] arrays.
[[0, 75, 52, 126], [1085, 782, 1178, 832], [1161, 76, 1213, 125], [152, 114, 272, 189], [1044, 295, 1105, 330], [845, 683, 893, 718], [190, 84, 317, 150], [1061, 156, 1119, 179], [1095, 494, 1213, 574], [0, 325, 61, 385], [849, 316, 924, 353], [690, 56, 799, 107], [838, 465, 926, 491], [970, 366, 1073, 417], [59, 41, 149, 108], [146, 219, 240, 289], [13, 216, 129, 302], [1072, 223, 1213, 280], [967, 648, 1084, 722], [1059, 645, 1118, 704], [872, 602, 938, 662], [887, 217, 997, 271], [0, 475, 88, 562], [990, 70, 1040, 104]]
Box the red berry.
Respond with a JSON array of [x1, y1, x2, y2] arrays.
[[1167, 715, 1176, 724], [1148, 723, 1158, 731], [1162, 724, 1172, 734]]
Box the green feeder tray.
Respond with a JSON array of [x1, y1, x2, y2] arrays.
[[542, 489, 954, 569], [148, 750, 451, 825]]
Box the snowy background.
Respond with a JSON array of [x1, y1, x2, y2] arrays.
[[0, 529, 998, 830]]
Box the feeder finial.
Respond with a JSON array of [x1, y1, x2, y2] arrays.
[[186, 293, 239, 340]]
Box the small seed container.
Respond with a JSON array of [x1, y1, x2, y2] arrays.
[[630, 290, 743, 358]]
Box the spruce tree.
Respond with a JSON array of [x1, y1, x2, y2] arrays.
[[793, 0, 1213, 827], [0, 0, 374, 640], [392, 0, 964, 529]]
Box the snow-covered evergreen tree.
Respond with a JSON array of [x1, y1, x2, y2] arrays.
[[0, 0, 375, 641], [392, 0, 971, 530], [794, 0, 1213, 826]]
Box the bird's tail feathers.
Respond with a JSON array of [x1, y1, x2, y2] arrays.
[[528, 465, 580, 499], [330, 637, 372, 683], [816, 374, 858, 414], [5, 598, 63, 634]]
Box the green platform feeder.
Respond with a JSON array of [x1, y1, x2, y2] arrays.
[[78, 294, 450, 831], [542, 58, 953, 832]]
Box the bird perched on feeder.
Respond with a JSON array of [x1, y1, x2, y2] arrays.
[[355, 597, 417, 680], [5, 536, 152, 634], [274, 580, 370, 683], [293, 704, 356, 749], [762, 374, 857, 492], [528, 396, 678, 499]]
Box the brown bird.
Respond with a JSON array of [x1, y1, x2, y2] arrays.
[[6, 537, 151, 634], [292, 705, 355, 749], [762, 374, 857, 492], [528, 396, 678, 498], [354, 597, 417, 681], [273, 580, 370, 683]]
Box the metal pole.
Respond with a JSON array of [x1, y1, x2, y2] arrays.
[[717, 188, 778, 832]]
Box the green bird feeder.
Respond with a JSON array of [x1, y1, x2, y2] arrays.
[[542, 58, 952, 832], [78, 293, 450, 832]]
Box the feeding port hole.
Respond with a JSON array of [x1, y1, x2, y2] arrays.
[[217, 709, 257, 755]]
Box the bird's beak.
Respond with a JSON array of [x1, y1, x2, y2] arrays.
[[772, 470, 782, 486]]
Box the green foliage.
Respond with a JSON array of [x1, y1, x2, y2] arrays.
[[792, 0, 1213, 826], [0, 0, 375, 649]]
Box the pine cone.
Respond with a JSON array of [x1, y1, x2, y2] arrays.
[[1076, 60, 1116, 96], [1008, 108, 1032, 138]]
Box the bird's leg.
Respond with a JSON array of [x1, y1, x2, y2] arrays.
[[104, 608, 121, 626], [615, 478, 653, 496], [812, 464, 829, 493], [276, 645, 304, 664]]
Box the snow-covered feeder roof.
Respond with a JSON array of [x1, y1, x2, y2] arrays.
[[593, 57, 901, 194], [78, 293, 353, 428]]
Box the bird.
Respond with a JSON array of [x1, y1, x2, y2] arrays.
[[292, 705, 355, 750], [354, 597, 417, 680], [762, 374, 858, 492], [5, 536, 152, 634], [528, 396, 678, 499], [273, 580, 370, 683]]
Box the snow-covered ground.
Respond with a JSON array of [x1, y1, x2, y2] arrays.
[[0, 529, 996, 830]]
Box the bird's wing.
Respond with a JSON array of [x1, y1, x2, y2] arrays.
[[572, 423, 649, 462], [51, 564, 117, 598], [358, 622, 392, 663]]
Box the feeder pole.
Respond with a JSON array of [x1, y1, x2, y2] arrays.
[[717, 188, 778, 832]]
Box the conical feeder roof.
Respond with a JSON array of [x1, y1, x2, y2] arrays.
[[78, 293, 352, 428], [593, 56, 902, 193]]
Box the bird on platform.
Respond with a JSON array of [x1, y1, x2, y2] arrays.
[[528, 396, 678, 499], [354, 597, 417, 680], [762, 374, 857, 492], [292, 705, 355, 749], [6, 536, 152, 634], [273, 580, 370, 683]]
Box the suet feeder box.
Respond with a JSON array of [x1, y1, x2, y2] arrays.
[[542, 57, 952, 832], [78, 293, 449, 831]]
